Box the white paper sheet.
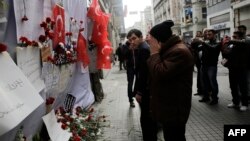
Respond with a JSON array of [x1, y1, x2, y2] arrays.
[[16, 47, 45, 92], [42, 110, 71, 141], [0, 52, 44, 136]]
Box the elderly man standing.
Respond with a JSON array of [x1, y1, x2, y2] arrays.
[[147, 20, 194, 141]]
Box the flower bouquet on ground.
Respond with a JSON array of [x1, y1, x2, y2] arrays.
[[55, 106, 107, 141]]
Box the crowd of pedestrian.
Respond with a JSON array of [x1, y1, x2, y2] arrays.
[[190, 25, 250, 112], [113, 21, 250, 140]]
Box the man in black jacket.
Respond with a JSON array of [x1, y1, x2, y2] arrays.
[[126, 29, 158, 141], [198, 29, 221, 105]]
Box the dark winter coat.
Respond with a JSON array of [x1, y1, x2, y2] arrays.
[[147, 36, 194, 124], [125, 42, 150, 96], [222, 40, 249, 69]]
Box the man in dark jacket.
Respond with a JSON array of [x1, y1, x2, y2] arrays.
[[126, 29, 158, 141], [147, 20, 194, 141], [198, 29, 221, 105], [222, 31, 249, 111]]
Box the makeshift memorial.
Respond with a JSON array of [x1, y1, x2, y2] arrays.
[[55, 107, 107, 141]]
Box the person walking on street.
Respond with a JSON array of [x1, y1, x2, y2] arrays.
[[147, 20, 194, 141], [126, 29, 158, 141], [116, 43, 126, 70]]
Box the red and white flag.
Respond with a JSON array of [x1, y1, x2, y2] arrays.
[[53, 4, 65, 48]]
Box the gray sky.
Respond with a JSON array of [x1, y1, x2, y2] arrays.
[[123, 0, 151, 28]]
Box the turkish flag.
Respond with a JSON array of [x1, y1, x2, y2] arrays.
[[87, 0, 112, 69], [77, 32, 89, 67], [53, 4, 65, 48], [87, 0, 102, 22]]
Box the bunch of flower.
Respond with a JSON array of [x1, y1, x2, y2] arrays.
[[48, 42, 77, 66], [0, 43, 7, 53], [39, 17, 55, 47], [55, 106, 107, 141], [18, 36, 39, 47]]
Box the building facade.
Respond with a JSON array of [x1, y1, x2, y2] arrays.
[[181, 0, 207, 44], [232, 0, 250, 33], [207, 0, 232, 40], [98, 0, 126, 48]]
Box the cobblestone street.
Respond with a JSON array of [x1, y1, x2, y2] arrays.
[[95, 63, 250, 141]]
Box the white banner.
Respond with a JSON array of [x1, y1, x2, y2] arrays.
[[16, 47, 45, 92], [0, 52, 44, 136], [14, 0, 44, 41]]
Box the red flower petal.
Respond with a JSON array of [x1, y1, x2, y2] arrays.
[[46, 17, 51, 23], [0, 43, 7, 53]]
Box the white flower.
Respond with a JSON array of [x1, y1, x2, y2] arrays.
[[96, 129, 102, 135], [59, 42, 64, 48], [90, 133, 95, 136]]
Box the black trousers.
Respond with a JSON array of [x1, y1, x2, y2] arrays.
[[139, 96, 158, 141], [162, 123, 186, 141], [196, 63, 203, 94], [126, 68, 137, 102], [229, 68, 248, 106]]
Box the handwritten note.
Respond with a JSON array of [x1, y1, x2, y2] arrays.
[[0, 52, 44, 136], [41, 62, 60, 92], [42, 110, 71, 141], [16, 47, 45, 92]]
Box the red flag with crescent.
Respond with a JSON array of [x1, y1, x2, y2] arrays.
[[87, 0, 102, 22], [77, 32, 90, 67], [53, 4, 65, 48]]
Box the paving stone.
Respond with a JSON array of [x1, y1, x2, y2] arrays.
[[95, 64, 250, 141]]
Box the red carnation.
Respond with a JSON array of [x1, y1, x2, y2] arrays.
[[73, 135, 81, 141], [66, 32, 72, 36], [79, 28, 84, 32], [81, 128, 87, 136], [47, 56, 54, 62], [61, 123, 68, 130], [21, 15, 28, 22], [19, 36, 28, 43], [40, 22, 47, 28], [31, 41, 38, 47], [46, 97, 55, 105], [0, 43, 7, 53], [46, 17, 51, 23], [76, 106, 82, 113], [39, 35, 46, 43], [26, 40, 32, 46]]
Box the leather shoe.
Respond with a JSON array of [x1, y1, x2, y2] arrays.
[[194, 93, 202, 96], [199, 98, 210, 102], [209, 100, 218, 105]]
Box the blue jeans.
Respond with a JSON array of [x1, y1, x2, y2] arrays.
[[201, 65, 219, 101]]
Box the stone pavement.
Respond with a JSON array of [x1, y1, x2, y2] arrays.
[[95, 63, 250, 141]]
